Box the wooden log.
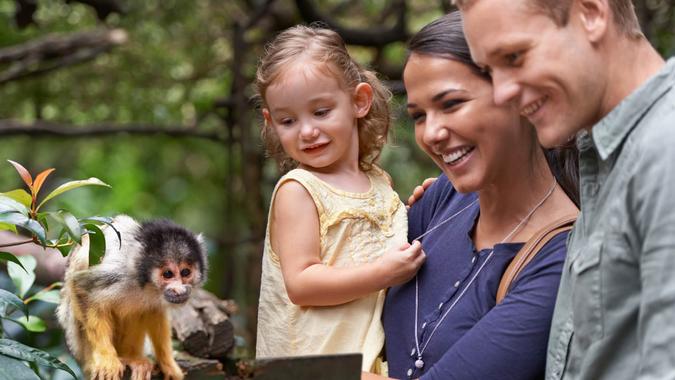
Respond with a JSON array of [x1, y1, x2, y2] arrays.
[[170, 288, 236, 359]]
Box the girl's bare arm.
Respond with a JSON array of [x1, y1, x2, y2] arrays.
[[271, 180, 424, 306]]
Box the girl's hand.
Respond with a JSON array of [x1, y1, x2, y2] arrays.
[[379, 240, 425, 287]]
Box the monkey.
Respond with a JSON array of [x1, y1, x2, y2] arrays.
[[56, 215, 207, 380]]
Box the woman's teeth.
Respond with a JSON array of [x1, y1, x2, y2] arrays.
[[442, 146, 474, 164]]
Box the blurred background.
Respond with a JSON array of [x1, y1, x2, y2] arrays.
[[0, 0, 672, 367]]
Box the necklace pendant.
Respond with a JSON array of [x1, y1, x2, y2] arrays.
[[415, 358, 424, 369]]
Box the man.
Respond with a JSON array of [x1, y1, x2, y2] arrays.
[[454, 0, 674, 379]]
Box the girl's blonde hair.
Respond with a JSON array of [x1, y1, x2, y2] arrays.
[[255, 25, 392, 172]]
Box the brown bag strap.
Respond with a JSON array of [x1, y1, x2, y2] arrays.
[[496, 214, 577, 304]]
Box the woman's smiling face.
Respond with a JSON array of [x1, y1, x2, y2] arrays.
[[404, 53, 534, 193]]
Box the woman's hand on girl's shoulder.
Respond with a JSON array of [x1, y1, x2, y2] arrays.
[[407, 177, 437, 209]]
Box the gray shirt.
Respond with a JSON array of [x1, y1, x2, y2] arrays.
[[546, 57, 675, 380]]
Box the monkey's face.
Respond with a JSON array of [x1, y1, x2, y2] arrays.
[[153, 261, 200, 304]]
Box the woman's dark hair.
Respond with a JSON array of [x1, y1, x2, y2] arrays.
[[405, 11, 580, 207]]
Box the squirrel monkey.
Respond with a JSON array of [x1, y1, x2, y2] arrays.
[[57, 215, 207, 380]]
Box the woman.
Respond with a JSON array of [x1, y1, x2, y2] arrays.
[[368, 12, 579, 379]]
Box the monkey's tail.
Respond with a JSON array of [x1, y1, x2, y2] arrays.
[[57, 233, 90, 361]]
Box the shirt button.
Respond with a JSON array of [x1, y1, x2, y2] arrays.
[[438, 302, 444, 309], [422, 322, 427, 329], [472, 256, 476, 263], [454, 281, 461, 288], [410, 348, 416, 357], [407, 368, 413, 377]]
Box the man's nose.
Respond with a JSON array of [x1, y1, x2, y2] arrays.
[[491, 70, 521, 106]]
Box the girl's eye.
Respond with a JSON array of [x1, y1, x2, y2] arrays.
[[279, 118, 294, 126], [314, 108, 330, 117]]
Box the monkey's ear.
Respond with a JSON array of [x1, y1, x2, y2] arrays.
[[196, 233, 209, 282]]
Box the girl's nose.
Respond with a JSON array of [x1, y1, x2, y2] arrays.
[[300, 121, 319, 139]]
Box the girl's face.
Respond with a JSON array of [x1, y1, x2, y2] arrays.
[[263, 61, 371, 173], [404, 53, 534, 193]]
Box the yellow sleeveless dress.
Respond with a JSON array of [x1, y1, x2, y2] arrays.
[[256, 167, 407, 372]]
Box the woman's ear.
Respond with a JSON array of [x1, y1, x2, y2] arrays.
[[353, 82, 373, 118]]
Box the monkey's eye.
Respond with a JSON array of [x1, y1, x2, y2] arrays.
[[180, 268, 191, 277], [162, 270, 174, 279]]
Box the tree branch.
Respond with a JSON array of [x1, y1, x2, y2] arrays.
[[0, 28, 128, 84], [0, 120, 231, 143], [294, 0, 408, 46]]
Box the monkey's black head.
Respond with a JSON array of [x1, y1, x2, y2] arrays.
[[135, 219, 207, 302]]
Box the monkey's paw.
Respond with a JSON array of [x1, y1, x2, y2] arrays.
[[122, 358, 153, 380], [88, 357, 125, 380], [158, 360, 184, 380]]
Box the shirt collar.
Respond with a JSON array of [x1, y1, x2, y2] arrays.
[[592, 58, 675, 160]]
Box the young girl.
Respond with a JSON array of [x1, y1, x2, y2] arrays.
[[255, 25, 425, 373]]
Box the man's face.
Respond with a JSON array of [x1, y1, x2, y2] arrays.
[[462, 0, 606, 148]]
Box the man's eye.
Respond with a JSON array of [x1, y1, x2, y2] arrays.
[[505, 51, 523, 65]]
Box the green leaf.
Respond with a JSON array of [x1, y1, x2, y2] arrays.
[[7, 256, 36, 299], [0, 339, 76, 378], [52, 211, 82, 244], [81, 216, 120, 249], [56, 244, 73, 257], [0, 252, 27, 273], [0, 354, 40, 380], [84, 224, 106, 266], [11, 316, 46, 333], [0, 289, 28, 319], [28, 289, 60, 305], [0, 213, 46, 245], [0, 223, 17, 233], [0, 195, 28, 215], [37, 178, 111, 210], [0, 190, 31, 209]]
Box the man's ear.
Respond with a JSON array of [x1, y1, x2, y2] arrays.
[[574, 0, 609, 43], [262, 108, 272, 127], [353, 82, 373, 118]]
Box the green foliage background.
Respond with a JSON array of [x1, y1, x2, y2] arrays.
[[0, 0, 672, 362]]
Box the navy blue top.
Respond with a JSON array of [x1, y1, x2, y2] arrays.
[[383, 175, 568, 380]]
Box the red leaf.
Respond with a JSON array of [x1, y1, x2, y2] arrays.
[[7, 160, 33, 189], [32, 168, 55, 196]]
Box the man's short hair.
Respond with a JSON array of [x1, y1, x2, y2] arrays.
[[452, 0, 643, 38]]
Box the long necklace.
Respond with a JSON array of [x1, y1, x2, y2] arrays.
[[411, 179, 557, 371]]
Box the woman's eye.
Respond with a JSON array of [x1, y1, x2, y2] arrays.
[[409, 112, 425, 124], [442, 99, 464, 111]]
